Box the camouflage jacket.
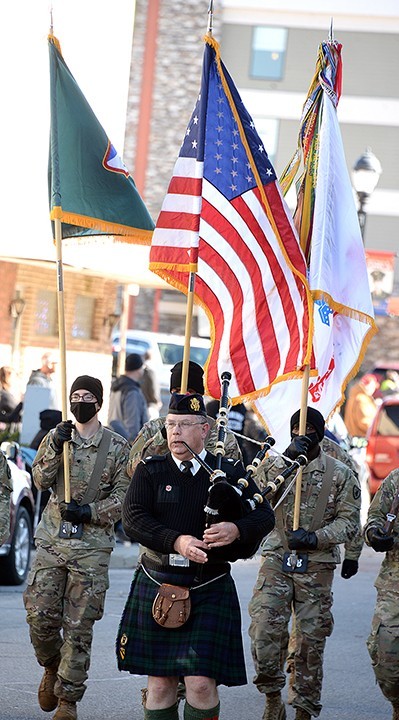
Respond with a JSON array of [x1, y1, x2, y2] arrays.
[[0, 453, 12, 545], [321, 437, 364, 561], [127, 414, 242, 478], [364, 469, 399, 592], [258, 449, 361, 564], [33, 424, 130, 550]]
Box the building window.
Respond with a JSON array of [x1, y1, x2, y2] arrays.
[[250, 27, 287, 80], [71, 295, 95, 339], [35, 290, 58, 336]]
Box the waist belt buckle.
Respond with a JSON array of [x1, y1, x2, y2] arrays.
[[169, 553, 190, 567]]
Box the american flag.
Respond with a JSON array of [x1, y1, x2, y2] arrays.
[[150, 37, 312, 402]]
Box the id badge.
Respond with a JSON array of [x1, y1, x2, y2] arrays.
[[168, 553, 190, 567], [59, 521, 83, 539], [282, 551, 308, 574]]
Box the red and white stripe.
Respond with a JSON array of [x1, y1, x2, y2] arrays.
[[151, 155, 310, 402]]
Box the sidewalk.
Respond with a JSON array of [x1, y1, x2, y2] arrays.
[[110, 540, 140, 569]]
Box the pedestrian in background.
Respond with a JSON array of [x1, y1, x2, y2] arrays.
[[0, 366, 21, 415], [24, 375, 130, 720], [140, 349, 162, 419], [380, 369, 399, 396], [344, 372, 379, 439], [0, 365, 23, 426], [364, 469, 399, 720], [107, 353, 149, 442], [27, 351, 59, 409]]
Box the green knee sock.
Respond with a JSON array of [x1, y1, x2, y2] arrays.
[[184, 701, 220, 720], [144, 703, 179, 720]]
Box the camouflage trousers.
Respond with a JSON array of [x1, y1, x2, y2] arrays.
[[367, 587, 399, 705], [248, 553, 334, 718], [23, 542, 110, 702]]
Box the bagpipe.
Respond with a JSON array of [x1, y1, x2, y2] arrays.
[[182, 372, 308, 560]]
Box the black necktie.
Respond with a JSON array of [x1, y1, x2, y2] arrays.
[[181, 460, 193, 475]]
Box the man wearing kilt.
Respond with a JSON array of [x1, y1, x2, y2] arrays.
[[116, 392, 275, 720]]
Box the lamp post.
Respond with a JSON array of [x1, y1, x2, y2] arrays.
[[9, 290, 26, 367], [352, 148, 382, 243]]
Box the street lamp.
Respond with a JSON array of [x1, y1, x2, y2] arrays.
[[106, 312, 121, 337], [352, 148, 382, 242], [9, 290, 26, 366]]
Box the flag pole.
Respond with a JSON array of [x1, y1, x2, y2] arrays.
[[180, 1, 214, 394], [180, 272, 196, 394], [289, 363, 310, 568], [54, 217, 71, 503]]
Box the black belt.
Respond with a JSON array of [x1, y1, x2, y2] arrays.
[[141, 551, 230, 577]]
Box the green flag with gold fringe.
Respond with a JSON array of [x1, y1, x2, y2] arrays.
[[48, 33, 154, 244]]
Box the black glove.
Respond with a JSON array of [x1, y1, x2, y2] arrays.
[[287, 527, 318, 550], [52, 421, 73, 453], [341, 558, 359, 579], [367, 527, 394, 553], [284, 435, 311, 460], [59, 499, 91, 524]]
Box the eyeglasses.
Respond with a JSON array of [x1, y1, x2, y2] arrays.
[[70, 393, 97, 403], [164, 420, 206, 430]]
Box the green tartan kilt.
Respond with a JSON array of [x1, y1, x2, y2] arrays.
[[116, 564, 247, 687]]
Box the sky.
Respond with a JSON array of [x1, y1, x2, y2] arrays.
[[0, 0, 162, 283]]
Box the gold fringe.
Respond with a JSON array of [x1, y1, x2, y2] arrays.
[[50, 207, 153, 245], [312, 289, 378, 327]]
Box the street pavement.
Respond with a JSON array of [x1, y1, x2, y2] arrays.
[[0, 542, 392, 719]]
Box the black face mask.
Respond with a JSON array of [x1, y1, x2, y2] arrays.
[[291, 431, 320, 452], [305, 431, 320, 451], [70, 402, 98, 424]]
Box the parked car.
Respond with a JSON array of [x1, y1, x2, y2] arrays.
[[365, 395, 399, 498], [0, 442, 35, 585], [112, 330, 211, 411]]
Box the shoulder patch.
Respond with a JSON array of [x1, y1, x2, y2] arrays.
[[353, 485, 361, 500]]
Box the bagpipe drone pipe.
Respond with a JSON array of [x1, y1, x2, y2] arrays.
[[182, 372, 308, 561]]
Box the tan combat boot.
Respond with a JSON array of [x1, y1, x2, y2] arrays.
[[263, 692, 286, 720], [295, 709, 311, 720], [52, 700, 77, 720], [392, 705, 399, 720], [38, 661, 59, 712]]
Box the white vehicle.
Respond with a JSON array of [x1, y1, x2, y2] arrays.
[[112, 330, 211, 411], [0, 442, 35, 585]]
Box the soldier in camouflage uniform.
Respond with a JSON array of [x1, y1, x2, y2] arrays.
[[248, 407, 361, 720], [364, 469, 399, 720], [127, 360, 242, 479], [0, 450, 12, 544], [284, 435, 363, 703], [23, 376, 130, 720]]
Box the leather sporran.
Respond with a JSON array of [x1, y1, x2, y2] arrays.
[[152, 583, 191, 629]]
